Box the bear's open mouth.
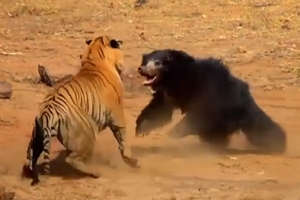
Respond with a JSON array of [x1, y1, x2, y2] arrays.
[[143, 76, 156, 86], [138, 67, 160, 87], [143, 75, 160, 86]]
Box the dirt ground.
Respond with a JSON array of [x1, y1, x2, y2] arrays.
[[1, 0, 300, 199]]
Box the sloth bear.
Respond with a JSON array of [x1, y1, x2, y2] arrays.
[[135, 49, 286, 153]]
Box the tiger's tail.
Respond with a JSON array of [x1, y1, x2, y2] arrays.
[[42, 126, 51, 176], [22, 116, 52, 186]]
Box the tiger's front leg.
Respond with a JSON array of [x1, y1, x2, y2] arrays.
[[109, 111, 140, 168]]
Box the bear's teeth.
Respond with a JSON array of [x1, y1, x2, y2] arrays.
[[143, 80, 152, 86], [143, 76, 157, 86]]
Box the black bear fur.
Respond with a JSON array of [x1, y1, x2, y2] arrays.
[[135, 49, 286, 153]]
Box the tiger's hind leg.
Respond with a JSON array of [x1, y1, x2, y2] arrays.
[[62, 107, 101, 178], [64, 130, 100, 178], [65, 150, 100, 178]]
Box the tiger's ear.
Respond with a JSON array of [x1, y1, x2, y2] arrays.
[[86, 39, 92, 45], [117, 40, 123, 45], [110, 39, 123, 49]]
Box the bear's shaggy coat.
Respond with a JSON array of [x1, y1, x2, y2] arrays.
[[135, 49, 286, 153]]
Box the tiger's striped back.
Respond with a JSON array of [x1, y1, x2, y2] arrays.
[[41, 35, 125, 130]]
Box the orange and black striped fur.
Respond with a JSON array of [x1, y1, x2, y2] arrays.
[[22, 35, 140, 186]]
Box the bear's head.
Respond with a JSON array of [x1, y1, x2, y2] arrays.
[[137, 49, 195, 90]]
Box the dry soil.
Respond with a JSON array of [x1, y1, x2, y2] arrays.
[[1, 0, 300, 199]]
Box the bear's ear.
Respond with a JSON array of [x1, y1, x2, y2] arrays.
[[141, 53, 149, 65], [165, 52, 172, 63], [142, 53, 148, 60]]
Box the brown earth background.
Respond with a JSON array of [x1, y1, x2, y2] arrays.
[[1, 0, 300, 199]]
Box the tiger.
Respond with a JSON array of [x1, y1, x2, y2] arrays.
[[22, 35, 140, 186]]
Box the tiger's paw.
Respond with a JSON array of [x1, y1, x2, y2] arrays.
[[30, 178, 40, 186], [89, 171, 101, 179], [123, 156, 140, 169]]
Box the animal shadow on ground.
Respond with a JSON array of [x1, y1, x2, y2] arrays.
[[131, 140, 212, 158], [131, 134, 276, 158], [131, 144, 273, 158], [217, 148, 270, 155], [36, 150, 114, 180]]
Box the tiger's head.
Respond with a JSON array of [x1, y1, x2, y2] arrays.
[[81, 35, 125, 75]]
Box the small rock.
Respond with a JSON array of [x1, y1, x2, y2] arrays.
[[281, 23, 291, 30], [0, 81, 12, 99], [139, 32, 146, 40]]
